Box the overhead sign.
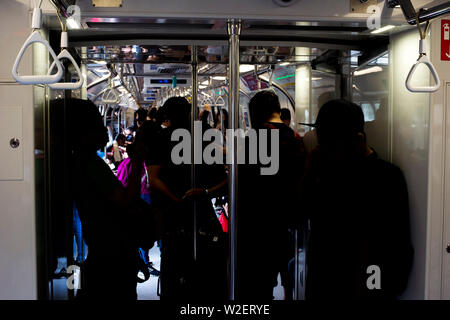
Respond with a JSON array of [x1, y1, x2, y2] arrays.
[[441, 20, 450, 61], [92, 0, 122, 7], [242, 74, 268, 92]]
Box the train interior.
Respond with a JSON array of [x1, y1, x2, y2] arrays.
[[2, 0, 450, 300]]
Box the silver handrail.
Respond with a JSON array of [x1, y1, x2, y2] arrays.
[[227, 18, 241, 301]]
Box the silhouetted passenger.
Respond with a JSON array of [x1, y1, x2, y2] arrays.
[[156, 106, 170, 129], [280, 108, 292, 127], [135, 108, 148, 128], [147, 107, 158, 122], [302, 99, 413, 299], [146, 97, 227, 300], [124, 126, 135, 144], [303, 128, 318, 155], [216, 109, 228, 131], [57, 99, 156, 299], [116, 143, 159, 281], [199, 109, 212, 130], [238, 90, 306, 300]]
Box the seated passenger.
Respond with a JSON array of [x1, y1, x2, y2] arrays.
[[237, 90, 306, 300], [302, 99, 414, 299]]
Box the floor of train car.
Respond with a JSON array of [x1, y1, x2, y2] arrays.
[[136, 246, 285, 300], [49, 242, 285, 300]]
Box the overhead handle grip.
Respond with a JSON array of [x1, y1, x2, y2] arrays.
[[47, 49, 84, 90], [12, 31, 63, 85], [102, 88, 120, 104], [201, 96, 213, 107], [405, 19, 441, 93], [405, 54, 441, 93], [215, 96, 225, 107]]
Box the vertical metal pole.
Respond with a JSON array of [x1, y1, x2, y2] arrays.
[[227, 19, 241, 300], [117, 107, 121, 135], [294, 229, 299, 300], [220, 107, 225, 137], [81, 47, 88, 100], [191, 45, 199, 261], [104, 105, 110, 157]]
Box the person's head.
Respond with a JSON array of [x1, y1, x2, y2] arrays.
[[155, 106, 168, 127], [249, 90, 281, 128], [147, 107, 158, 122], [115, 133, 126, 146], [200, 109, 210, 126], [315, 99, 367, 160], [126, 126, 135, 134], [215, 196, 229, 216], [162, 97, 191, 129], [217, 109, 229, 130], [280, 109, 291, 126], [125, 126, 135, 143], [135, 108, 148, 128], [51, 98, 108, 153]]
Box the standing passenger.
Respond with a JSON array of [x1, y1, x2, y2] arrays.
[[63, 99, 149, 299], [238, 90, 306, 300], [146, 97, 227, 300], [302, 99, 414, 299], [280, 108, 292, 127]]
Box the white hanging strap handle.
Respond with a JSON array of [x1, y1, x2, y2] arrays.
[[405, 17, 441, 93], [406, 41, 441, 93], [215, 95, 225, 107], [201, 94, 213, 107], [12, 8, 64, 85], [48, 32, 84, 90], [102, 87, 120, 104]]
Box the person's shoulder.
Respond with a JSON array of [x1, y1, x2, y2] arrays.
[[159, 127, 173, 141], [265, 122, 297, 137], [372, 156, 405, 180]]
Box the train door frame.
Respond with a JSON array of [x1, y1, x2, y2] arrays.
[[427, 80, 450, 299], [39, 13, 399, 300], [442, 81, 450, 299]]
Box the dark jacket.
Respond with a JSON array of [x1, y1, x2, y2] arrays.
[[302, 149, 414, 299]]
